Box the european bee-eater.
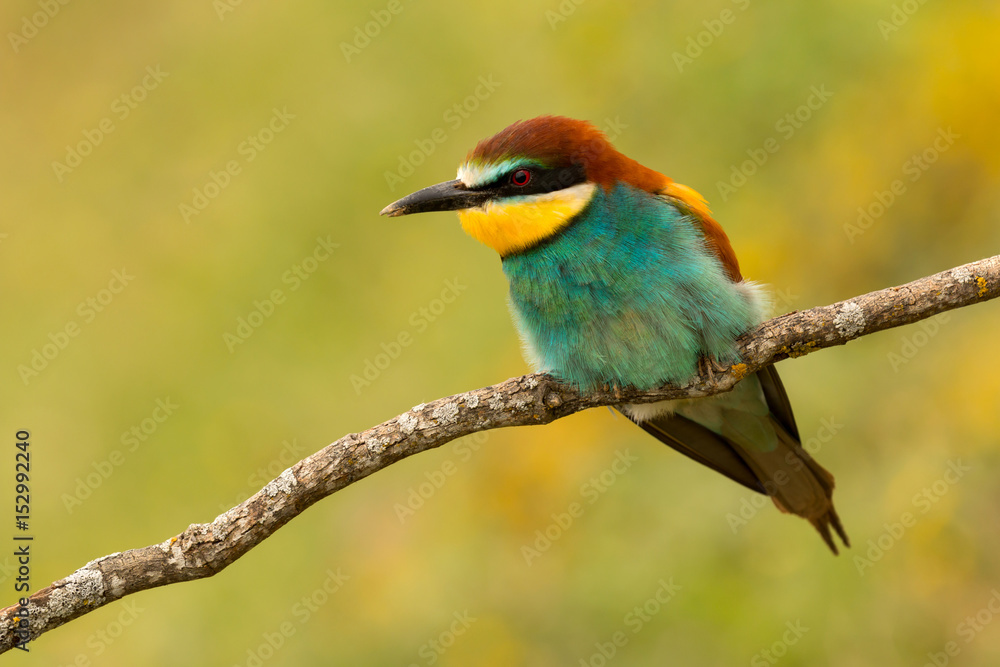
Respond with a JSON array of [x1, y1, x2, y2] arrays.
[[381, 116, 849, 553]]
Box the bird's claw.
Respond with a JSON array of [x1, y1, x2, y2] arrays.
[[601, 382, 624, 400], [698, 355, 730, 382]]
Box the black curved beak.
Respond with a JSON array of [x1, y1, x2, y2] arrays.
[[380, 179, 492, 217]]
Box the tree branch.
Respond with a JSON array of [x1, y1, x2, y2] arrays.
[[3, 255, 998, 653]]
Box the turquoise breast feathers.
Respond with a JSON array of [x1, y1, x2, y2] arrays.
[[502, 182, 763, 391]]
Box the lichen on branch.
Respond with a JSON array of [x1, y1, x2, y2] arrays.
[[2, 255, 997, 654]]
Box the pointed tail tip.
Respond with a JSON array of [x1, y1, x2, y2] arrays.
[[811, 508, 851, 556]]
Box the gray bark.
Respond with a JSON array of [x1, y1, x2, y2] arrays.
[[2, 254, 997, 653]]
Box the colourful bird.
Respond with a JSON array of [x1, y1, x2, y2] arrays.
[[381, 116, 849, 553]]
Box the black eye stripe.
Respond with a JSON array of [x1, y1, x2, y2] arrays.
[[475, 164, 587, 198]]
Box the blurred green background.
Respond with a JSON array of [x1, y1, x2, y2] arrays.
[[3, 0, 1000, 665]]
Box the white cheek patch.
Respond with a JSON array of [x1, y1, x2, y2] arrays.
[[456, 164, 480, 188], [509, 182, 596, 208], [457, 161, 519, 189]]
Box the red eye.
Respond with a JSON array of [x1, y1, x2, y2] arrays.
[[511, 169, 531, 186]]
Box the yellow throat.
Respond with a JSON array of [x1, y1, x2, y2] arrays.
[[456, 182, 596, 256]]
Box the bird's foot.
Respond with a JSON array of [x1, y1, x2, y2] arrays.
[[601, 382, 624, 401], [697, 355, 730, 382]]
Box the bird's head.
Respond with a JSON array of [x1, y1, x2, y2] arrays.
[[381, 116, 736, 275]]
